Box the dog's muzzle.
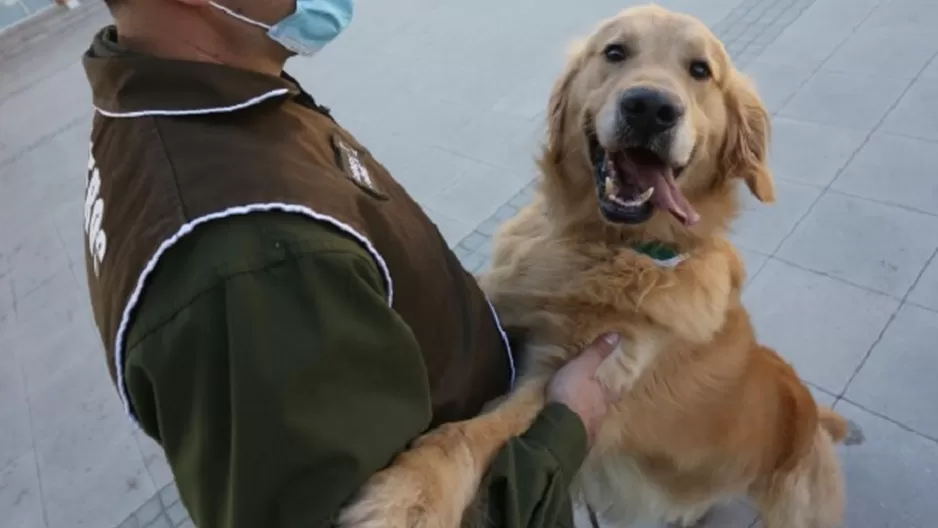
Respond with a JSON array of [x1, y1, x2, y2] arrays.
[[618, 86, 685, 149], [590, 87, 699, 226]]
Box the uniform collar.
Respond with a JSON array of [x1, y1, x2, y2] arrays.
[[83, 26, 320, 118]]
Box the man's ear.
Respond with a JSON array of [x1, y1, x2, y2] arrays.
[[545, 40, 586, 165], [720, 71, 774, 203]]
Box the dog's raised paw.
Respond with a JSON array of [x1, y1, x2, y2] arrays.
[[337, 465, 433, 528], [665, 511, 710, 528], [338, 425, 477, 528]]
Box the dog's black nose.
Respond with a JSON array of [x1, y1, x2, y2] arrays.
[[619, 87, 684, 135]]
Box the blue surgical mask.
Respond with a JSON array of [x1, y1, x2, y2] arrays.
[[211, 0, 354, 56]]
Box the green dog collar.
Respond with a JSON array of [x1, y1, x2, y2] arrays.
[[631, 241, 688, 268]]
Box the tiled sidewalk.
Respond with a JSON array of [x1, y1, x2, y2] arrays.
[[3, 0, 938, 527]]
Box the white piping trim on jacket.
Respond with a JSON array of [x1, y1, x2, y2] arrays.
[[486, 299, 516, 388], [113, 204, 394, 425], [93, 88, 291, 119]]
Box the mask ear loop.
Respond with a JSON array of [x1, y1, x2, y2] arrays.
[[209, 1, 273, 31]]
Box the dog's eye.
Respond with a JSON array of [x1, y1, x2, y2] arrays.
[[689, 60, 712, 80], [603, 44, 629, 63]]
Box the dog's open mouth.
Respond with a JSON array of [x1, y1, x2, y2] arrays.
[[589, 133, 700, 226]]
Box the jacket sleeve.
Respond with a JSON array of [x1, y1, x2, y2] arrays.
[[122, 218, 588, 528], [480, 403, 590, 528]]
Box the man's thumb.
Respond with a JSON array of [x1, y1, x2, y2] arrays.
[[582, 333, 621, 363]]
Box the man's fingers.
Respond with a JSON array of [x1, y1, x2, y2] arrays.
[[591, 333, 621, 358], [575, 333, 621, 368]]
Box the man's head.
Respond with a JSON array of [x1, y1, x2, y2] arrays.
[[106, 0, 352, 74]]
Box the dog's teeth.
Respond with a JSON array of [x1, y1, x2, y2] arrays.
[[639, 186, 655, 203], [605, 176, 619, 197], [620, 186, 655, 207]]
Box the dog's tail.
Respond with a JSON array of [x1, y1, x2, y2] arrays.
[[818, 406, 864, 446]]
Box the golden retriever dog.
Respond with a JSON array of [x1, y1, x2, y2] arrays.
[[339, 5, 860, 528]]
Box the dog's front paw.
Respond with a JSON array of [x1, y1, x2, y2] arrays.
[[338, 425, 477, 528], [665, 505, 712, 528], [337, 460, 436, 528]]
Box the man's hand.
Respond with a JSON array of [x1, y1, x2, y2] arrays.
[[547, 333, 622, 445]]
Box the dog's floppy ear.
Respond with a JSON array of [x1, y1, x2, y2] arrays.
[[546, 40, 586, 164], [721, 72, 775, 203]]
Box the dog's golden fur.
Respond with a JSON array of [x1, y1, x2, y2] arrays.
[[338, 5, 852, 528]]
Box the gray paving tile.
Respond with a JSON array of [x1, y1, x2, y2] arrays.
[[752, 21, 849, 69], [742, 259, 899, 394], [729, 178, 821, 255], [706, 0, 816, 69], [116, 514, 141, 528], [0, 336, 26, 415], [739, 248, 770, 290], [666, 0, 751, 28], [20, 0, 54, 15], [809, 384, 837, 407], [0, 118, 91, 230], [845, 304, 938, 439], [491, 59, 564, 120], [37, 420, 154, 528], [835, 400, 938, 528], [792, 0, 880, 26], [433, 162, 533, 232], [862, 0, 938, 32], [0, 450, 46, 528], [778, 69, 911, 131], [695, 499, 758, 527], [3, 269, 92, 361], [440, 110, 544, 178], [823, 26, 936, 81], [833, 132, 938, 216], [0, 5, 109, 98], [0, 61, 92, 165], [52, 198, 86, 274], [908, 253, 938, 311], [768, 117, 867, 187], [743, 60, 817, 114], [144, 514, 172, 528], [458, 251, 489, 276], [423, 207, 475, 248], [921, 54, 938, 80], [136, 431, 174, 490], [0, 222, 72, 306], [776, 192, 938, 297], [0, 2, 29, 31], [0, 400, 32, 476], [164, 500, 188, 526], [26, 345, 123, 447], [158, 483, 179, 509], [134, 496, 164, 526], [8, 275, 109, 447], [349, 134, 472, 208], [880, 76, 938, 142]]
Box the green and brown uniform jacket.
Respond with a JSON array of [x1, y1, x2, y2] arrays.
[[80, 27, 587, 528]]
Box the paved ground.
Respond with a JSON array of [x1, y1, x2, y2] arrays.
[[2, 0, 938, 527]]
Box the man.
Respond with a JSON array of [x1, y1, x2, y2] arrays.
[[80, 0, 622, 527]]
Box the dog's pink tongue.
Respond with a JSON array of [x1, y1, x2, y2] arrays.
[[636, 165, 700, 226]]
